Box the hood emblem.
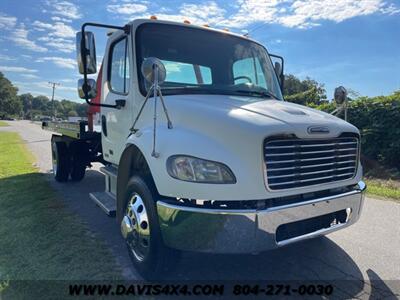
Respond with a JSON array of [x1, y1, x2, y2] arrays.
[[308, 126, 330, 134]]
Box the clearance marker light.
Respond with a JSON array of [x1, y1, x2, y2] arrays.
[[183, 20, 191, 24], [150, 15, 157, 20]]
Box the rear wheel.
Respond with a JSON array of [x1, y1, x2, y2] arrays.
[[121, 176, 179, 279], [51, 138, 70, 182], [69, 141, 87, 182]]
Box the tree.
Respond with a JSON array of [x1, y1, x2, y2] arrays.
[[19, 93, 34, 118], [0, 72, 22, 117], [68, 110, 78, 117], [32, 95, 50, 112], [0, 72, 88, 120], [283, 74, 327, 105], [75, 103, 88, 117]]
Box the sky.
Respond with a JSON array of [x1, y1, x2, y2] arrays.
[[0, 0, 399, 102]]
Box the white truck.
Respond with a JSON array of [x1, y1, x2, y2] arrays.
[[43, 18, 366, 278]]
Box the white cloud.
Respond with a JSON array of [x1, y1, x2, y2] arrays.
[[0, 13, 17, 29], [105, 0, 398, 30], [33, 21, 76, 52], [44, 39, 75, 53], [33, 21, 76, 38], [278, 0, 387, 28], [131, 1, 227, 25], [46, 0, 82, 20], [179, 1, 226, 24], [222, 0, 400, 29], [107, 3, 148, 14], [106, 1, 225, 25], [9, 24, 48, 52], [51, 16, 73, 23], [32, 20, 53, 30], [36, 57, 76, 69], [0, 66, 38, 73], [21, 74, 40, 79], [23, 81, 76, 92], [58, 85, 76, 92], [0, 54, 16, 61], [60, 78, 75, 83], [221, 0, 281, 28], [379, 2, 400, 15]]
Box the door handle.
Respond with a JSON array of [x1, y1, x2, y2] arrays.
[[101, 115, 107, 136], [115, 99, 126, 109]]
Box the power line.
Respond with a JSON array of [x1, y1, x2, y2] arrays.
[[247, 22, 268, 35], [48, 81, 60, 120]]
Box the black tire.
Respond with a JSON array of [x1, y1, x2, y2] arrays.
[[122, 176, 179, 279], [69, 141, 87, 182], [51, 138, 70, 182]]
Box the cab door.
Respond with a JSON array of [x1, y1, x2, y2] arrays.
[[101, 34, 133, 164]]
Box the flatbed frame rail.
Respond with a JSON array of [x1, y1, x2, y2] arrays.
[[42, 120, 99, 140]]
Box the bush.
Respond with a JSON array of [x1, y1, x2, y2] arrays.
[[310, 91, 400, 171]]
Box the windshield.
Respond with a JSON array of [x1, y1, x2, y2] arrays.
[[136, 23, 283, 101]]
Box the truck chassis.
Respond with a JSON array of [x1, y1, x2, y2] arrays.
[[43, 120, 104, 182]]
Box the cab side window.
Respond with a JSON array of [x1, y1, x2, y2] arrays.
[[109, 37, 130, 94]]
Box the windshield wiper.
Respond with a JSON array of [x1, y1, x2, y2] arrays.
[[159, 85, 281, 100], [233, 89, 280, 100]]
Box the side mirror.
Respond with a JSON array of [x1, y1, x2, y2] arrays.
[[332, 86, 348, 121], [141, 57, 167, 84], [334, 86, 348, 105], [76, 31, 97, 74], [274, 62, 282, 79], [270, 54, 284, 91], [78, 78, 97, 99]]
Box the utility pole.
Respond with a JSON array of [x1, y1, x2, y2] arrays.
[[48, 82, 60, 120]]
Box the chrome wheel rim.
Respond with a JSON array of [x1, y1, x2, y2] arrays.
[[121, 193, 150, 261], [51, 142, 57, 176]]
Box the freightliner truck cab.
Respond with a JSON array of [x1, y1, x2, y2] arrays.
[[47, 18, 366, 278]]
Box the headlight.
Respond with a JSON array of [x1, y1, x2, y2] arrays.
[[167, 155, 236, 184]]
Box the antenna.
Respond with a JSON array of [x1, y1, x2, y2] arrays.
[[48, 81, 61, 120]]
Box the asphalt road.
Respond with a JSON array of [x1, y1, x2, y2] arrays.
[[2, 120, 400, 298]]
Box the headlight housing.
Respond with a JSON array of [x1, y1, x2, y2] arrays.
[[167, 155, 236, 184]]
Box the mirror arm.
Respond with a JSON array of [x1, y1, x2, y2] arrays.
[[80, 22, 130, 109]]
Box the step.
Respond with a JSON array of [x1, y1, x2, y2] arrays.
[[100, 165, 118, 195], [100, 165, 118, 178], [89, 191, 116, 217]]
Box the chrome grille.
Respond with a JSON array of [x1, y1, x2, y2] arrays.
[[264, 136, 359, 190]]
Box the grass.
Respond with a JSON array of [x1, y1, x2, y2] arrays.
[[365, 179, 400, 201], [362, 156, 400, 202], [0, 132, 123, 297], [0, 120, 9, 127]]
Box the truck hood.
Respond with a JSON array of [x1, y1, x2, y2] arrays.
[[164, 94, 358, 139]]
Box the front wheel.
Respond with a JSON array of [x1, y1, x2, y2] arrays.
[[120, 176, 179, 279]]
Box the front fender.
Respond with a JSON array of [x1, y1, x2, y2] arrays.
[[125, 125, 267, 200]]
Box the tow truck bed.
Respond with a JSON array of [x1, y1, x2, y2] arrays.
[[42, 120, 100, 140]]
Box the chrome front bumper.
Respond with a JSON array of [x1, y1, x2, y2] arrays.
[[157, 181, 366, 253]]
